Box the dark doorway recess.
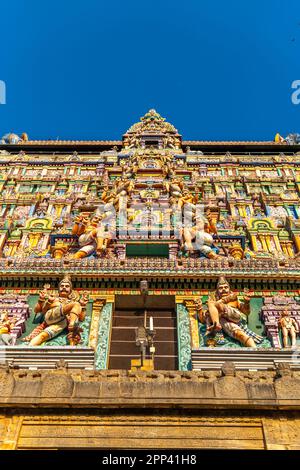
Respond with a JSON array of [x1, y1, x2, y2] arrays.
[[109, 295, 178, 370]]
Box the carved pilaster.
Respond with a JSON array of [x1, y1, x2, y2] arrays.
[[183, 299, 200, 349], [168, 242, 179, 261], [88, 298, 106, 350], [175, 298, 192, 371], [95, 296, 113, 369]]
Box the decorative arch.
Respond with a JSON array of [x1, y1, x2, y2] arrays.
[[25, 217, 52, 230], [248, 218, 276, 231]]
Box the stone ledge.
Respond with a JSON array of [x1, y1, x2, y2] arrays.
[[0, 361, 299, 410], [192, 347, 300, 370], [1, 257, 300, 280], [0, 346, 95, 369]]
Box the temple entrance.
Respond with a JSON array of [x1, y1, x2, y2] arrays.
[[109, 295, 178, 370]]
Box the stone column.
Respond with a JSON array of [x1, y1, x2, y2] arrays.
[[183, 299, 200, 349], [91, 294, 115, 370], [175, 296, 193, 371], [88, 298, 106, 350], [168, 242, 178, 260]]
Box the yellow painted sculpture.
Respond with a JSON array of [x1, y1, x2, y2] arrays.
[[229, 243, 245, 259], [177, 189, 197, 211], [71, 212, 111, 258]]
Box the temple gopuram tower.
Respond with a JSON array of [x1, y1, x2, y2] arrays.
[[0, 110, 300, 449]]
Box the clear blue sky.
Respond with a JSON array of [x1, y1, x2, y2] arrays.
[[0, 0, 299, 141]]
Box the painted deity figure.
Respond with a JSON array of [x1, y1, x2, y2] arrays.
[[181, 213, 219, 259], [163, 160, 176, 179], [71, 212, 111, 258], [113, 177, 135, 213], [23, 276, 88, 346], [177, 189, 197, 212], [101, 183, 125, 217], [278, 310, 299, 348], [122, 156, 139, 178], [203, 277, 263, 347]]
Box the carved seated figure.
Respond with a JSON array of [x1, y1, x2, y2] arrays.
[[23, 276, 88, 346], [200, 277, 263, 347], [278, 310, 299, 348]]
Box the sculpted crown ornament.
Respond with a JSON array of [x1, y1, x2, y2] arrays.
[[123, 109, 182, 150]]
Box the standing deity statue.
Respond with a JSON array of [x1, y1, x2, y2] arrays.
[[163, 160, 176, 179], [23, 276, 88, 346], [278, 310, 299, 348], [202, 277, 263, 347]]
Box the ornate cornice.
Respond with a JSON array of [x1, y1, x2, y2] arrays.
[[0, 362, 299, 410]]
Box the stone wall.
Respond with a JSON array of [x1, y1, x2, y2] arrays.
[[0, 361, 299, 449]]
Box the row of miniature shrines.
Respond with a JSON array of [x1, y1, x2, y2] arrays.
[[0, 196, 298, 260]]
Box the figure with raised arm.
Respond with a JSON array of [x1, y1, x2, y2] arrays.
[[71, 212, 111, 258], [23, 276, 88, 346], [205, 277, 263, 347]]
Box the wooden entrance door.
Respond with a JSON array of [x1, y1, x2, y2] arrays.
[[108, 295, 178, 370]]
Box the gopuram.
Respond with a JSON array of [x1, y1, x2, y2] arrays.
[[0, 110, 300, 448]]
